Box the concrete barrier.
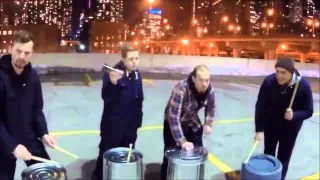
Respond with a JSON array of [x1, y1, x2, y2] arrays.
[[1, 53, 319, 77]]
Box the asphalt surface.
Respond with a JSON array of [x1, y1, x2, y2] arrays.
[[10, 72, 319, 180]]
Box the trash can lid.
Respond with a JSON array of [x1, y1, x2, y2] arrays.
[[104, 147, 143, 163], [245, 154, 282, 173], [21, 163, 66, 180], [165, 146, 208, 165]]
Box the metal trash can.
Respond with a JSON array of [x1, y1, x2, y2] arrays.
[[21, 162, 67, 180], [103, 147, 144, 180], [165, 146, 208, 180], [241, 154, 282, 180]]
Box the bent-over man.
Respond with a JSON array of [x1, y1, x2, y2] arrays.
[[160, 65, 216, 180]]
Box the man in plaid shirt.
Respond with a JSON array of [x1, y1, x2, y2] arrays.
[[160, 65, 216, 180]]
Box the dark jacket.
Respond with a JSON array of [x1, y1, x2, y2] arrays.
[[0, 54, 48, 155], [255, 72, 314, 132], [100, 61, 144, 133]]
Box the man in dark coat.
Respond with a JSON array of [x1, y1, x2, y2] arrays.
[[0, 30, 56, 180], [160, 65, 216, 180], [91, 43, 144, 180], [254, 57, 314, 180]]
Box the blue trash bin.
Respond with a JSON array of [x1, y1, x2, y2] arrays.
[[241, 154, 282, 180]]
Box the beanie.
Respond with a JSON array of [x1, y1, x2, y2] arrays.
[[275, 58, 295, 74]]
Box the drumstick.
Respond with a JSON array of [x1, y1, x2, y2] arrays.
[[103, 64, 123, 74], [31, 156, 58, 164], [53, 145, 79, 159], [288, 76, 300, 109], [126, 144, 133, 163], [244, 141, 259, 164]]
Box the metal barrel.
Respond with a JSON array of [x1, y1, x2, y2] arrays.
[[241, 154, 283, 180], [21, 163, 67, 180], [165, 146, 208, 180], [103, 147, 144, 180]]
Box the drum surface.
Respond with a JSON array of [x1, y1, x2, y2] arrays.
[[22, 163, 66, 180], [104, 147, 143, 163]]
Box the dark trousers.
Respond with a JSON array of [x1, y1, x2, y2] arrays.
[[91, 123, 138, 180], [0, 140, 50, 180], [264, 122, 301, 180], [160, 120, 203, 180]]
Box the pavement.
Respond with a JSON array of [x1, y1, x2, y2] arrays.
[[13, 73, 319, 180]]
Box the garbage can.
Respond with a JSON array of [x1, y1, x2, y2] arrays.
[[103, 147, 144, 180], [165, 146, 208, 180], [21, 162, 67, 180], [241, 154, 282, 180]]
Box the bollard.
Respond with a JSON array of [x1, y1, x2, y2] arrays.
[[241, 154, 283, 180], [103, 147, 144, 180], [165, 146, 208, 180], [21, 162, 67, 180]]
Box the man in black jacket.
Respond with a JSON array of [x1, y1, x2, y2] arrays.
[[91, 43, 144, 180], [0, 30, 56, 180], [254, 58, 314, 180]]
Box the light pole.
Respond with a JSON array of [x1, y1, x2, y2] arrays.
[[307, 19, 319, 37], [228, 25, 241, 35], [148, 0, 154, 10], [262, 22, 274, 36]]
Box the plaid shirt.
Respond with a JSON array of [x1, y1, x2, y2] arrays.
[[164, 78, 216, 145]]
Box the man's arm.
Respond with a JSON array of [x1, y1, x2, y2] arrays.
[[167, 86, 187, 146], [33, 73, 49, 139], [204, 89, 216, 127], [0, 80, 19, 153], [292, 80, 314, 122], [255, 78, 269, 132], [101, 72, 125, 102]]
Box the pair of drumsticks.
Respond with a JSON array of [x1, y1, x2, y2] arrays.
[[31, 145, 79, 164], [244, 76, 300, 164]]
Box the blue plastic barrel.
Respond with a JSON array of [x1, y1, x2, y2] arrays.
[[241, 154, 282, 180]]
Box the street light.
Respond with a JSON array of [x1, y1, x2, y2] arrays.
[[148, 0, 154, 9], [262, 22, 273, 36], [267, 9, 274, 16], [307, 19, 319, 37], [229, 25, 241, 35]]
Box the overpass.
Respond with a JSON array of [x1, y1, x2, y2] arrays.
[[141, 36, 320, 62]]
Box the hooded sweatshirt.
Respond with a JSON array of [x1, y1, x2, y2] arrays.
[[255, 70, 314, 132], [0, 54, 48, 155]]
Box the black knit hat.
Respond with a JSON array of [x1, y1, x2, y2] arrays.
[[275, 58, 295, 74]]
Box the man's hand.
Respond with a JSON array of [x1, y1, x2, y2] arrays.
[[109, 71, 122, 85], [254, 132, 264, 142], [13, 144, 32, 161], [181, 142, 194, 151], [285, 108, 293, 121], [42, 134, 56, 148], [204, 125, 212, 135]]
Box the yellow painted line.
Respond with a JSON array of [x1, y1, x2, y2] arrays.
[[208, 153, 233, 172], [215, 118, 253, 124], [300, 172, 320, 180], [142, 78, 154, 85], [50, 112, 320, 137]]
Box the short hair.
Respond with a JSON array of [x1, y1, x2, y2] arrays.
[[13, 30, 34, 44], [120, 43, 138, 58], [191, 64, 210, 77]]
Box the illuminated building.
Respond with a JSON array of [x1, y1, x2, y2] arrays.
[[90, 21, 125, 53], [145, 9, 162, 39], [0, 24, 60, 53], [96, 0, 124, 22], [12, 0, 72, 38], [0, 1, 5, 24]]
